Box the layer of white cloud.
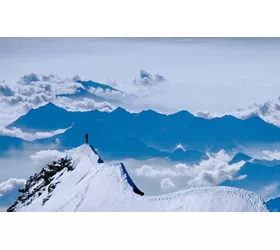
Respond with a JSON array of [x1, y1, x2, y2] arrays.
[[0, 178, 26, 209], [132, 69, 165, 86], [195, 99, 280, 128], [160, 178, 176, 190], [0, 127, 70, 141], [0, 73, 117, 128], [0, 82, 15, 97], [4, 38, 280, 118], [135, 164, 183, 178], [30, 149, 65, 165], [0, 178, 26, 196], [55, 96, 114, 112], [260, 150, 280, 161], [134, 150, 246, 191], [258, 182, 280, 201]]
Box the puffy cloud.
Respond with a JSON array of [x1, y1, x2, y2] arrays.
[[0, 82, 15, 97], [17, 73, 82, 96], [19, 73, 40, 84], [134, 150, 246, 189], [133, 69, 166, 86], [0, 178, 26, 208], [0, 73, 113, 128], [0, 127, 70, 141], [0, 178, 26, 195], [55, 96, 114, 112], [258, 182, 280, 201], [195, 99, 280, 128], [89, 87, 121, 98], [30, 149, 65, 165], [1, 92, 53, 107], [230, 100, 280, 125], [160, 178, 176, 190], [72, 75, 81, 82], [88, 87, 140, 106], [135, 165, 183, 178], [261, 150, 280, 161], [194, 110, 216, 119]]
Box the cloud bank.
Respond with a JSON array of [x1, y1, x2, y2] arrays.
[[30, 149, 65, 165], [258, 182, 280, 201], [161, 178, 176, 190], [132, 69, 166, 86], [195, 99, 280, 128], [133, 150, 246, 194], [0, 82, 15, 97], [260, 150, 280, 161], [0, 73, 118, 128], [0, 178, 26, 209], [55, 96, 114, 112], [0, 127, 70, 141]]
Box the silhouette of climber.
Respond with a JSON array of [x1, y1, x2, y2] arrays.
[[85, 133, 89, 144]]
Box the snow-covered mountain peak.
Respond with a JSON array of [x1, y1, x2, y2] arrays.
[[66, 144, 104, 166], [8, 144, 269, 212]]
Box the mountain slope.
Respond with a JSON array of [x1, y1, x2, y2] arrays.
[[8, 144, 268, 212], [7, 102, 75, 132]]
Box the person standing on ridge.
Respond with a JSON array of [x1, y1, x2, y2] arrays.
[[85, 133, 89, 144]]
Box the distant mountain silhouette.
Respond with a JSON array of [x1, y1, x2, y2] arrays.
[[0, 135, 24, 155], [229, 152, 252, 164], [76, 80, 120, 92], [229, 152, 280, 167], [266, 197, 280, 212], [7, 103, 74, 132], [169, 148, 208, 163], [8, 103, 280, 160], [222, 161, 280, 192], [252, 159, 280, 167]]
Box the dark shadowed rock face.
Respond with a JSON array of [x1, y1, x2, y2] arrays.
[[7, 157, 74, 212]]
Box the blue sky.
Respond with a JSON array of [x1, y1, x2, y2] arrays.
[[1, 38, 280, 114]]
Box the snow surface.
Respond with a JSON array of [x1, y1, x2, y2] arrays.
[[13, 145, 268, 212]]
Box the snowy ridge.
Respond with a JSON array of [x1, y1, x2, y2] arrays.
[[10, 144, 268, 212]]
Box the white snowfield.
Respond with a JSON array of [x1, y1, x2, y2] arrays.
[[15, 145, 268, 212]]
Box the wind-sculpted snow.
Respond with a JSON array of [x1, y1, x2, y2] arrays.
[[8, 145, 268, 212]]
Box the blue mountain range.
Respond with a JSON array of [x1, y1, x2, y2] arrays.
[[222, 161, 280, 194], [266, 197, 280, 212], [7, 102, 280, 160], [229, 152, 252, 164]]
